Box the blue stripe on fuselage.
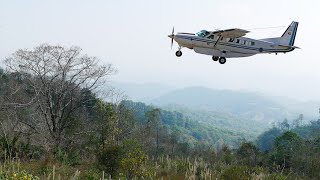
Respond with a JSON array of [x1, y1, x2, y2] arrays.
[[176, 36, 292, 53]]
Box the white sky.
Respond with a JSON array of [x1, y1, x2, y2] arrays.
[[1, 0, 320, 101]]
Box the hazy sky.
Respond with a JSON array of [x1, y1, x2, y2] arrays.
[[1, 0, 320, 100]]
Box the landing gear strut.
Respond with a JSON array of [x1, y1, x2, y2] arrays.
[[218, 57, 226, 64], [212, 56, 219, 61]]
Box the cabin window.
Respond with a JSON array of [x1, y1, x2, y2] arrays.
[[229, 38, 235, 42], [251, 42, 255, 46], [236, 39, 240, 43], [207, 35, 214, 39], [243, 40, 247, 45]]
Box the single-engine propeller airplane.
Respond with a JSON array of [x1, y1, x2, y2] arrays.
[[168, 21, 299, 64]]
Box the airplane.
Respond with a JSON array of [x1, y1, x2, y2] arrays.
[[168, 21, 299, 64]]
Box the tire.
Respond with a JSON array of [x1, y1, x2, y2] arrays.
[[212, 56, 219, 61], [176, 51, 182, 57], [219, 57, 226, 64]]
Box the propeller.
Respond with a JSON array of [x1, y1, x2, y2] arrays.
[[168, 27, 175, 49]]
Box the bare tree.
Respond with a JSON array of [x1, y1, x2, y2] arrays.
[[4, 44, 116, 148]]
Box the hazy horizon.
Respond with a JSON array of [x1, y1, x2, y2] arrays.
[[111, 81, 320, 104], [1, 0, 320, 101]]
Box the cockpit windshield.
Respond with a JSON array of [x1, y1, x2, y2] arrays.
[[196, 30, 210, 38]]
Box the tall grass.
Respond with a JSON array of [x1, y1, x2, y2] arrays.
[[0, 152, 292, 180]]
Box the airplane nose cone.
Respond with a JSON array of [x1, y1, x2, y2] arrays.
[[168, 34, 174, 39]]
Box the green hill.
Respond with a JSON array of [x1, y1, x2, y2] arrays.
[[122, 100, 258, 148], [150, 86, 317, 124]]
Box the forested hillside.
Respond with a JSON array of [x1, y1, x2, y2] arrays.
[[257, 116, 320, 151], [1, 45, 320, 179], [163, 104, 268, 137], [121, 100, 256, 148], [150, 86, 319, 123]]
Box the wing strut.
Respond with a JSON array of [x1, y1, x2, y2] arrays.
[[214, 35, 222, 47]]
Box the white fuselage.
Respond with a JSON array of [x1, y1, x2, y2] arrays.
[[173, 33, 295, 58]]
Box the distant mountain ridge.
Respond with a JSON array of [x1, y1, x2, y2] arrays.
[[151, 86, 295, 124], [112, 82, 320, 128]]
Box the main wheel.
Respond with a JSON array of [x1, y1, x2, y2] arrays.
[[212, 56, 219, 61], [175, 51, 182, 57], [219, 57, 226, 64]]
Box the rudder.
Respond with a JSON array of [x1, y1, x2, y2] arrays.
[[281, 21, 299, 46]]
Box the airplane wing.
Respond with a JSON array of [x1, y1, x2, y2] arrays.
[[212, 28, 249, 38]]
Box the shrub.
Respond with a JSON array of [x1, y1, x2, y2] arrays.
[[0, 159, 40, 180], [80, 169, 100, 180], [120, 139, 155, 179], [1, 170, 40, 180], [97, 145, 122, 177], [221, 166, 251, 180]]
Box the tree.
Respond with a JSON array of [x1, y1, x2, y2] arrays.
[[221, 145, 234, 165], [279, 118, 290, 131], [145, 108, 161, 155], [292, 114, 303, 128], [96, 100, 118, 149], [257, 127, 282, 152], [0, 69, 40, 159], [120, 140, 153, 179], [4, 44, 116, 149], [169, 129, 179, 155], [114, 101, 136, 144], [237, 142, 259, 167], [272, 131, 303, 168], [97, 145, 122, 177]]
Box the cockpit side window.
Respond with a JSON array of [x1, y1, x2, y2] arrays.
[[196, 30, 210, 38]]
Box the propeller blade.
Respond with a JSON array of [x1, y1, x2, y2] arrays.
[[171, 38, 173, 49], [170, 26, 175, 49]]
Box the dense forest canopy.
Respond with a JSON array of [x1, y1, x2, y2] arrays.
[[0, 44, 320, 179]]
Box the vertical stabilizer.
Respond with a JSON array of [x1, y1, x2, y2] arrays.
[[281, 21, 299, 46]]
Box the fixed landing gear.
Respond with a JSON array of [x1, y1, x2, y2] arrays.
[[175, 50, 182, 57], [212, 56, 227, 64], [218, 57, 226, 64], [212, 56, 219, 61]]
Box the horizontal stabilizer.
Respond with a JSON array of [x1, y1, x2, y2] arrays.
[[278, 44, 301, 49], [260, 21, 299, 47]]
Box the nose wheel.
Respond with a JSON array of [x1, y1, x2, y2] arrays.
[[175, 50, 182, 57]]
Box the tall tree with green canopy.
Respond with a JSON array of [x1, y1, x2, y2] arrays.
[[272, 131, 303, 168]]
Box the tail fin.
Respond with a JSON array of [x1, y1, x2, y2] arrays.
[[280, 21, 299, 46]]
